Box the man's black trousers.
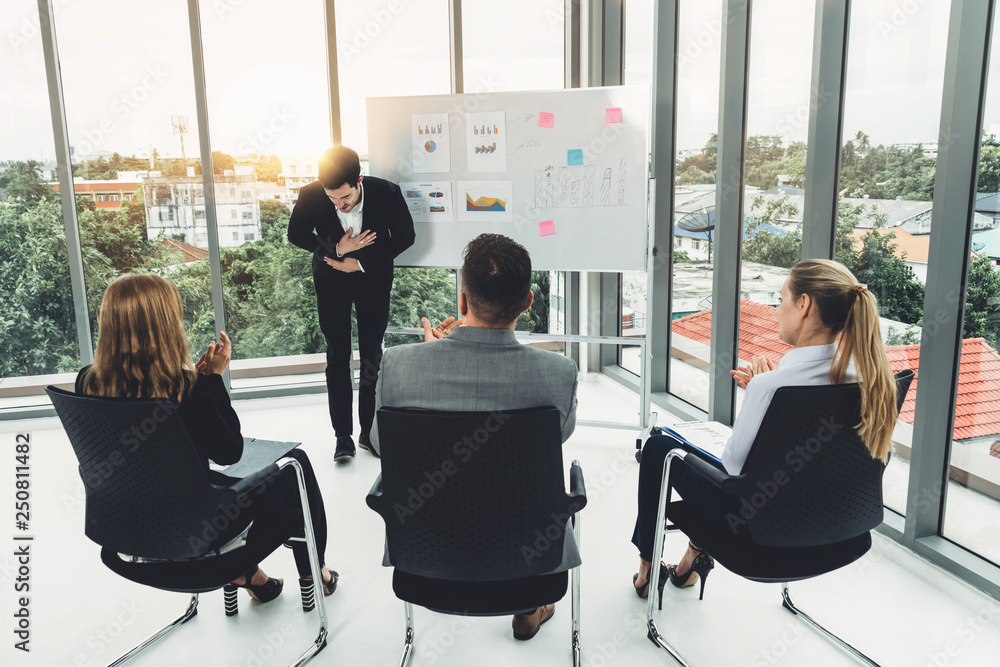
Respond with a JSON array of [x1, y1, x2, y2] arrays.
[[313, 263, 393, 438]]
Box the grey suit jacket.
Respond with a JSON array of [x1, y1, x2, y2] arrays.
[[371, 326, 578, 451], [370, 325, 580, 572]]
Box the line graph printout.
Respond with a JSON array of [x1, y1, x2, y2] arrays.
[[466, 111, 507, 173], [457, 180, 512, 222], [411, 113, 451, 173]]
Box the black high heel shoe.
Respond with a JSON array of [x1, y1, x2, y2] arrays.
[[664, 542, 715, 604], [633, 562, 668, 599], [299, 569, 339, 612], [223, 567, 284, 616]]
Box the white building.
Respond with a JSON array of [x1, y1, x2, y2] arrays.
[[143, 169, 261, 248]]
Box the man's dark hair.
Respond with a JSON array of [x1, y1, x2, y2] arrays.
[[462, 234, 532, 327], [318, 146, 361, 190]]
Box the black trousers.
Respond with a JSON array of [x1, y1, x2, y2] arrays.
[[243, 448, 329, 576], [313, 262, 393, 437]]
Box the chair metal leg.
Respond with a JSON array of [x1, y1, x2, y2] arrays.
[[571, 514, 582, 667], [107, 594, 199, 667], [781, 583, 880, 666], [645, 450, 692, 667], [397, 601, 415, 667], [279, 457, 329, 666]]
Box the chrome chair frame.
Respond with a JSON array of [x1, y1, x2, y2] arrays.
[[645, 449, 880, 667], [104, 456, 328, 667], [395, 512, 582, 667]]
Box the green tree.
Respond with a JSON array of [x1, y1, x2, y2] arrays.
[[253, 154, 283, 182], [259, 199, 291, 245], [848, 229, 924, 324], [0, 160, 58, 213], [963, 254, 1000, 349], [212, 151, 236, 175], [742, 195, 801, 268], [978, 135, 1000, 193]]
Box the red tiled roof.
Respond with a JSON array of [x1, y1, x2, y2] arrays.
[[158, 238, 208, 263], [671, 300, 1000, 441]]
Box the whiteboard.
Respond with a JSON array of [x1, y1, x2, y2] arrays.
[[366, 85, 650, 272]]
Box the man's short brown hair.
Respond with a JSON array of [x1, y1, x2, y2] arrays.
[[318, 146, 361, 190], [461, 234, 532, 327]]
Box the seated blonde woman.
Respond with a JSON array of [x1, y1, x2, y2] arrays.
[[631, 259, 897, 604]]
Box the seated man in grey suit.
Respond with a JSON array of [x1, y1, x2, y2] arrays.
[[371, 232, 578, 641]]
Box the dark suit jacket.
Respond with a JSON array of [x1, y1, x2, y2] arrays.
[[287, 176, 415, 276]]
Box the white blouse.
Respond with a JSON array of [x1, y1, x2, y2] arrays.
[[721, 342, 852, 475]]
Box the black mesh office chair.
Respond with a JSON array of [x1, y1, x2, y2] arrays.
[[366, 406, 587, 666], [645, 370, 914, 667], [45, 386, 328, 666]]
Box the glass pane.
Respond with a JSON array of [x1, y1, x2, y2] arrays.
[[52, 0, 212, 365], [669, 0, 724, 410], [462, 0, 564, 93], [839, 0, 949, 516], [0, 1, 78, 382], [198, 0, 329, 372], [335, 0, 451, 156], [942, 0, 1000, 565], [618, 0, 654, 375], [734, 0, 815, 416]]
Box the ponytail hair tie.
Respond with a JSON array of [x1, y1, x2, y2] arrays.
[[854, 284, 867, 294]]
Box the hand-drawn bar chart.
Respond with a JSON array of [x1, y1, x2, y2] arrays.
[[534, 157, 628, 208]]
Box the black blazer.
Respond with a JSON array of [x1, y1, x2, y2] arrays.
[[75, 368, 244, 471], [287, 176, 416, 276]]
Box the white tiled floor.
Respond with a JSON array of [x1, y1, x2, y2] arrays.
[[3, 376, 1000, 666]]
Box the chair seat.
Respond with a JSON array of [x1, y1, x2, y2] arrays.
[[667, 501, 872, 582], [393, 570, 568, 615], [101, 541, 279, 594]]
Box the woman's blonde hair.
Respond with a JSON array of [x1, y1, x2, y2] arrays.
[[80, 273, 196, 402], [787, 259, 897, 462]]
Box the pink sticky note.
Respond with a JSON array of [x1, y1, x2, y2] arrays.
[[606, 107, 622, 123], [539, 220, 556, 236], [537, 112, 555, 129]]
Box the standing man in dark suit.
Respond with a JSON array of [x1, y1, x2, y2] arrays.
[[288, 146, 415, 462]]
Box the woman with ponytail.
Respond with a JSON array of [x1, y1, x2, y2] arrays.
[[630, 259, 897, 602]]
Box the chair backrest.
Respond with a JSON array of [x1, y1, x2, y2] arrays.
[[46, 386, 233, 560], [372, 406, 575, 581], [737, 371, 913, 548]]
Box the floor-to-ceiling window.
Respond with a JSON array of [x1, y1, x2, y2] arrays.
[[941, 0, 1000, 566], [0, 1, 79, 386], [839, 0, 949, 517]]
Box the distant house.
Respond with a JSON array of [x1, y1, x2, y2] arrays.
[[54, 178, 141, 210]]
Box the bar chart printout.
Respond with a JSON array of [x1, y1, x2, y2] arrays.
[[411, 112, 451, 173], [466, 111, 507, 173]]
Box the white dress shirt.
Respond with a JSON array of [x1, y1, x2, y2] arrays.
[[335, 181, 365, 271], [721, 342, 853, 474]]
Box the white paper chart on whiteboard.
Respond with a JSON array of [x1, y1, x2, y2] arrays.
[[411, 113, 450, 173], [400, 181, 454, 222], [466, 111, 507, 172], [458, 180, 512, 222]]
